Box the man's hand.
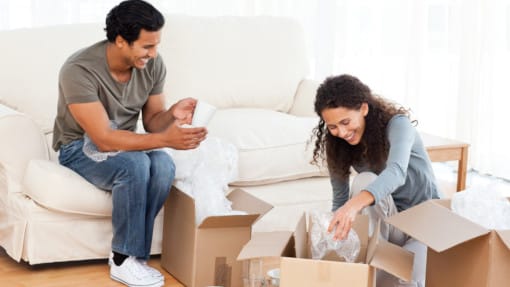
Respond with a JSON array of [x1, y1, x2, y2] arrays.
[[162, 122, 207, 150], [328, 190, 375, 240], [170, 98, 196, 125]]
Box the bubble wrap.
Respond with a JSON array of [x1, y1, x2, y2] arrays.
[[452, 185, 510, 230], [82, 121, 121, 162], [309, 210, 360, 262], [164, 137, 243, 225]]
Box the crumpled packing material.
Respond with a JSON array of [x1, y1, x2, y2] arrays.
[[452, 185, 510, 229], [165, 137, 246, 225]]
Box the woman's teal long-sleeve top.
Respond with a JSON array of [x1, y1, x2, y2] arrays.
[[330, 114, 441, 212]]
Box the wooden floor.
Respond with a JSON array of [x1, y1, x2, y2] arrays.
[[0, 247, 183, 287]]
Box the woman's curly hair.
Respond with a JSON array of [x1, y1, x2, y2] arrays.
[[311, 74, 413, 181]]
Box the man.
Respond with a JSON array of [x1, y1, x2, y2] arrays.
[[52, 1, 207, 286]]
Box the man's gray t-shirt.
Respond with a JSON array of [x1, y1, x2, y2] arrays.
[[330, 114, 440, 212], [52, 40, 166, 151]]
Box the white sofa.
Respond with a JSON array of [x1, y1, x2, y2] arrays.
[[0, 14, 332, 264]]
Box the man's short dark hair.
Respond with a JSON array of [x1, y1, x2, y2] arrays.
[[105, 0, 165, 44]]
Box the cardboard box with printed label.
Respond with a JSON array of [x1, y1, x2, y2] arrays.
[[238, 213, 414, 287], [386, 199, 510, 287], [161, 187, 272, 287]]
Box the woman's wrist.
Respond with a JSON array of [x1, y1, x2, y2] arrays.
[[349, 190, 375, 212]]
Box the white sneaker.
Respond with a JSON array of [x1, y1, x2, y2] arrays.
[[110, 256, 163, 287], [109, 252, 164, 281], [139, 260, 164, 281]]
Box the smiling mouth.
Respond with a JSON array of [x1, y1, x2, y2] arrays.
[[344, 132, 355, 142]]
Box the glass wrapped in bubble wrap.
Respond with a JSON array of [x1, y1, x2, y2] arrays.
[[309, 210, 360, 262]]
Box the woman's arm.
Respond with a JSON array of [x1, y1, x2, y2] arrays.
[[328, 115, 415, 240], [330, 176, 350, 211], [363, 115, 416, 204]]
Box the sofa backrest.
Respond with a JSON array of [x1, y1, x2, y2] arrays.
[[161, 15, 309, 112], [0, 23, 104, 133]]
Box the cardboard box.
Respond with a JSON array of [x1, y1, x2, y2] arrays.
[[238, 213, 414, 287], [161, 187, 272, 287], [237, 216, 319, 286], [386, 199, 510, 287], [238, 231, 296, 286]]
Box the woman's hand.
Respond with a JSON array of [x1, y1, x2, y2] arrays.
[[170, 98, 197, 125], [328, 201, 360, 240], [328, 190, 375, 240]]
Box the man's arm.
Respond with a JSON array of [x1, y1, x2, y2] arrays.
[[141, 94, 196, 132], [68, 100, 206, 152]]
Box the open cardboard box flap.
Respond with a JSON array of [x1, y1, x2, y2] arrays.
[[228, 188, 273, 216], [197, 188, 273, 228], [238, 213, 307, 260], [386, 199, 490, 253], [237, 231, 295, 260], [199, 214, 262, 228], [497, 229, 510, 250], [366, 220, 414, 282], [293, 213, 308, 258]]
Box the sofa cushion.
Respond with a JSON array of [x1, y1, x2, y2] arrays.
[[161, 15, 309, 112], [208, 108, 327, 185], [23, 159, 112, 216], [288, 79, 321, 117]]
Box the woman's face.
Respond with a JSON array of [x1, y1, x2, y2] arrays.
[[321, 103, 368, 145]]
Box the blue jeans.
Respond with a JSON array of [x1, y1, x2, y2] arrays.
[[59, 139, 175, 260]]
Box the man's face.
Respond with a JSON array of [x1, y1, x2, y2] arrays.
[[123, 29, 161, 69]]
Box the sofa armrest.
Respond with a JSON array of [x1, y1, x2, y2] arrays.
[[288, 79, 321, 117], [0, 104, 49, 194]]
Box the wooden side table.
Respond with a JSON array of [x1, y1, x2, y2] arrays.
[[421, 133, 470, 192]]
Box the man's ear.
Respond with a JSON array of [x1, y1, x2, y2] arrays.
[[114, 35, 127, 48], [361, 102, 369, 117]]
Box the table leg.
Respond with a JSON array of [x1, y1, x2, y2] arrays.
[[456, 147, 468, 191]]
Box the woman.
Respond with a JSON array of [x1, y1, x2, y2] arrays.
[[312, 74, 440, 286]]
